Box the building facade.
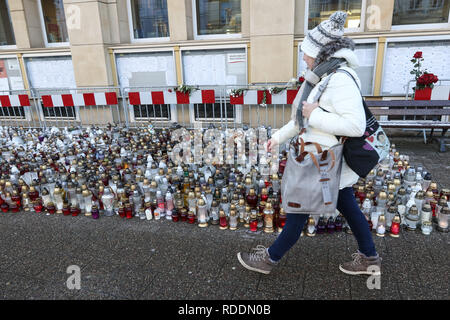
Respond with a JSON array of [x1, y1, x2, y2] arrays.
[[0, 0, 449, 127]]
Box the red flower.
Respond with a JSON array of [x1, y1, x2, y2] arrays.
[[417, 72, 438, 87], [413, 51, 423, 59], [168, 89, 172, 92], [298, 76, 305, 83]]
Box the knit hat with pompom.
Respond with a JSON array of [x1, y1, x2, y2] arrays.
[[301, 11, 348, 59]]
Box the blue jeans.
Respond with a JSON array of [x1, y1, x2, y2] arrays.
[[268, 187, 377, 261]]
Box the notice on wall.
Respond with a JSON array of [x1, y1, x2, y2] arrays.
[[382, 40, 450, 95], [25, 56, 76, 89], [227, 53, 246, 64], [183, 49, 247, 86], [9, 76, 25, 90], [116, 52, 176, 88], [0, 78, 9, 91]]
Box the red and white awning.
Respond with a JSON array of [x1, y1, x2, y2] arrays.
[[0, 95, 31, 107], [41, 92, 118, 107], [128, 90, 216, 105], [128, 89, 299, 105], [229, 89, 299, 105]]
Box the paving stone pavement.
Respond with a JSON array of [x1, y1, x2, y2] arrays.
[[0, 136, 448, 300]]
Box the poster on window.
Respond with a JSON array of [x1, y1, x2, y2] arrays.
[[182, 49, 246, 86], [0, 60, 7, 78]]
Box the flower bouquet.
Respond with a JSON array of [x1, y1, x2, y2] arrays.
[[410, 51, 439, 100]]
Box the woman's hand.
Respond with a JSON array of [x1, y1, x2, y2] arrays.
[[302, 101, 319, 119]]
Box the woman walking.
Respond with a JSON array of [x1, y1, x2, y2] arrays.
[[237, 11, 381, 276]]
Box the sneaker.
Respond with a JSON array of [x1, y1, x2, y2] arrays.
[[339, 251, 382, 276], [237, 245, 277, 274]]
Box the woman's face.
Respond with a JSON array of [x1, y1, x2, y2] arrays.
[[303, 54, 316, 70]]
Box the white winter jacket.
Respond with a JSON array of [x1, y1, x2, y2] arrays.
[[271, 48, 366, 189]]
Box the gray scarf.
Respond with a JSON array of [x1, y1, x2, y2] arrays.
[[295, 57, 346, 128], [295, 36, 356, 128]]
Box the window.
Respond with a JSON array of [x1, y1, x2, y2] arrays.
[[129, 0, 169, 41], [0, 57, 25, 91], [115, 51, 177, 88], [25, 55, 76, 89], [0, 0, 15, 46], [182, 48, 247, 86], [307, 0, 364, 31], [42, 105, 76, 119], [381, 39, 450, 96], [194, 0, 241, 38], [38, 0, 69, 46], [193, 102, 234, 120], [133, 104, 171, 120], [392, 0, 450, 27], [297, 41, 376, 95], [0, 107, 25, 118]]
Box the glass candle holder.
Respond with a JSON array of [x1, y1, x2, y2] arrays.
[[326, 216, 335, 234], [91, 205, 99, 220], [188, 211, 196, 224], [249, 213, 257, 232], [118, 205, 125, 218], [139, 207, 146, 220], [219, 210, 228, 230], [210, 201, 219, 225], [10, 202, 19, 213], [335, 214, 343, 232], [421, 221, 433, 235], [390, 214, 401, 238], [229, 209, 238, 231], [197, 199, 208, 227], [171, 208, 179, 222], [125, 204, 133, 219], [437, 207, 449, 232], [405, 205, 419, 231], [306, 216, 316, 237], [70, 205, 80, 217], [316, 215, 326, 235], [180, 208, 188, 222], [1, 202, 8, 213], [47, 202, 56, 215], [277, 208, 286, 233], [62, 204, 70, 216], [420, 203, 432, 226], [376, 214, 386, 237], [246, 188, 258, 209], [263, 202, 274, 233]]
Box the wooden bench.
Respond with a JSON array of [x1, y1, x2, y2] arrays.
[[365, 100, 450, 152]]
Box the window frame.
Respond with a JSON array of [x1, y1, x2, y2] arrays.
[[37, 0, 70, 48], [0, 54, 26, 90], [304, 0, 367, 34], [297, 37, 378, 96], [381, 34, 450, 96], [391, 2, 450, 31], [0, 0, 17, 49], [189, 101, 242, 124], [129, 103, 177, 122], [126, 0, 170, 44], [180, 45, 246, 124], [179, 44, 248, 86], [39, 104, 79, 121], [352, 38, 378, 96], [191, 0, 242, 40], [0, 58, 30, 122]]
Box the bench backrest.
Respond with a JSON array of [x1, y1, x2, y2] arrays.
[[365, 100, 450, 117]]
